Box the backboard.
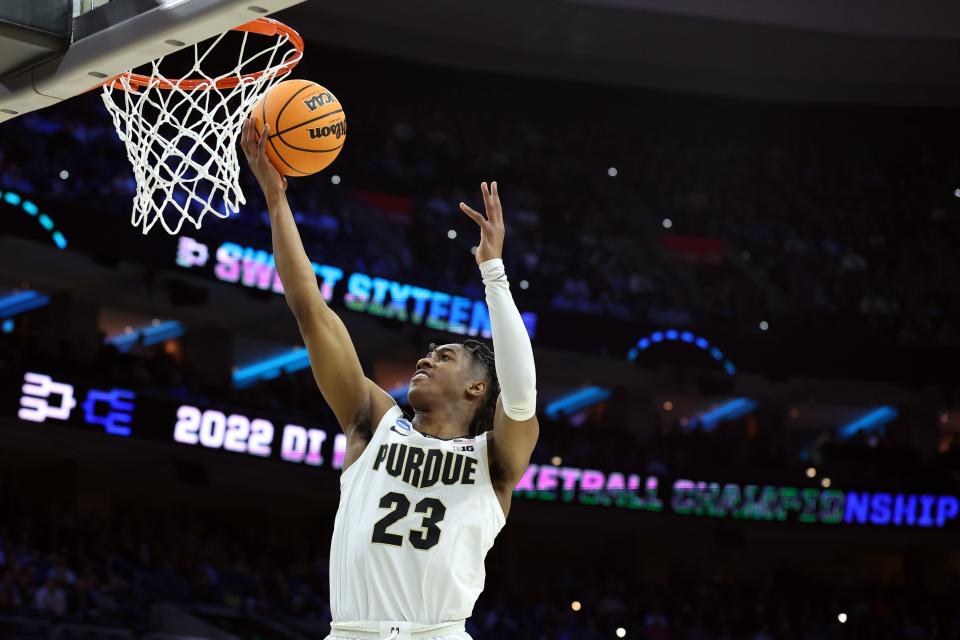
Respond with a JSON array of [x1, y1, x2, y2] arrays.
[[0, 0, 305, 124]]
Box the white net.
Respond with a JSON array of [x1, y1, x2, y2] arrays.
[[101, 20, 301, 235]]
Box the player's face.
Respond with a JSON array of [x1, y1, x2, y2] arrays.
[[408, 343, 471, 406]]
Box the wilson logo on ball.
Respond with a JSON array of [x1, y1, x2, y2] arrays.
[[308, 121, 346, 140], [303, 92, 337, 111], [252, 79, 347, 176]]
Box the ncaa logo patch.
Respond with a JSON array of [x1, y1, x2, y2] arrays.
[[390, 418, 412, 436]]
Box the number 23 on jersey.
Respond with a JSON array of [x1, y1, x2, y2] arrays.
[[372, 492, 447, 550]]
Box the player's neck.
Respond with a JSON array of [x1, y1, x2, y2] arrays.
[[411, 405, 472, 440]]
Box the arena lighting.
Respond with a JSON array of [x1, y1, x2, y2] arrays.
[[232, 348, 311, 388], [838, 406, 898, 440], [0, 290, 50, 319], [838, 613, 848, 624], [2, 319, 13, 333], [690, 397, 758, 431], [628, 330, 736, 375], [571, 601, 582, 612], [616, 628, 626, 638], [105, 320, 184, 352], [0, 189, 68, 249], [806, 467, 817, 478], [544, 386, 612, 420], [138, 321, 184, 346]]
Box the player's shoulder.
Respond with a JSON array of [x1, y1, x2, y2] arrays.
[[365, 377, 401, 437], [346, 379, 398, 442]]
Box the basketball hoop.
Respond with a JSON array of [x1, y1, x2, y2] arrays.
[[101, 18, 303, 235]]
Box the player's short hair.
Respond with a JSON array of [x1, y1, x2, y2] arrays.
[[462, 340, 499, 436]]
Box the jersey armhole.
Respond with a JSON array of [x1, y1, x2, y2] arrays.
[[481, 431, 508, 525], [339, 404, 404, 486]]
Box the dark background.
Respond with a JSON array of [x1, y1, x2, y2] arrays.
[[0, 1, 959, 638]]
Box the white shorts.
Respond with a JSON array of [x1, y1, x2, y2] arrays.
[[325, 620, 471, 640], [325, 635, 471, 640]]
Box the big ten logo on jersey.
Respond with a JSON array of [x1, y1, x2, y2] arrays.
[[307, 120, 346, 141], [452, 437, 475, 452], [302, 91, 337, 112], [373, 442, 479, 489]]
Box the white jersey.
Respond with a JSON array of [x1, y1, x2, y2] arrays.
[[329, 405, 506, 625]]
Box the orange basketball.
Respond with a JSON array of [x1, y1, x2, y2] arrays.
[[251, 79, 346, 176]]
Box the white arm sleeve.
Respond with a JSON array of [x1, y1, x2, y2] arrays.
[[479, 258, 537, 420]]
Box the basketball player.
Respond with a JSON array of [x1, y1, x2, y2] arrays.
[[241, 118, 539, 640]]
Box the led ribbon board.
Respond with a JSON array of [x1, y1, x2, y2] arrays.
[[176, 236, 538, 340], [629, 330, 736, 375], [9, 370, 347, 470], [6, 370, 957, 529], [19, 372, 132, 436], [513, 465, 960, 529]]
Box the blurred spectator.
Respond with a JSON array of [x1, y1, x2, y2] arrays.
[[1, 50, 958, 353], [35, 576, 67, 617]]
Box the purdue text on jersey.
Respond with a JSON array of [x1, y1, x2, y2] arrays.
[[372, 442, 479, 489]]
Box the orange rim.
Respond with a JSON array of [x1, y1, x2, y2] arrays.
[[107, 17, 303, 91]]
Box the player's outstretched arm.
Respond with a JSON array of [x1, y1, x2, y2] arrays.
[[461, 182, 539, 489], [241, 118, 385, 438]]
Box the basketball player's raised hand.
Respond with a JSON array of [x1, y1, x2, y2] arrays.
[[460, 182, 505, 265], [241, 117, 287, 197]]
